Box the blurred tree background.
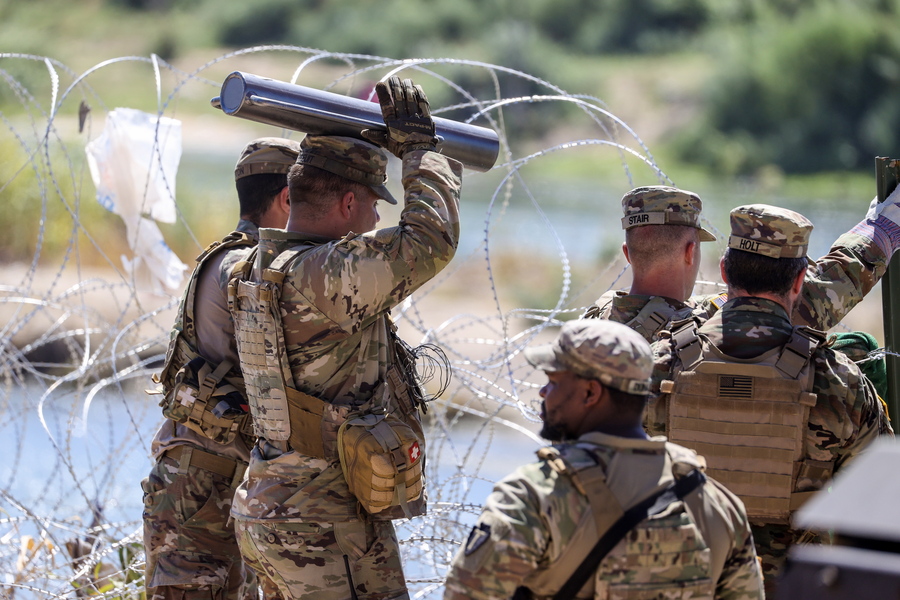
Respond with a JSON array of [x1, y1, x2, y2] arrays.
[[2, 0, 900, 176]]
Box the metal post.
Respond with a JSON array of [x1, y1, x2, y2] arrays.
[[877, 156, 900, 422]]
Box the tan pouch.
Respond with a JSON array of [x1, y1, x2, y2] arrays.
[[337, 410, 425, 518]]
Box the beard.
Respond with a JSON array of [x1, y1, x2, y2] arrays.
[[539, 401, 570, 442]]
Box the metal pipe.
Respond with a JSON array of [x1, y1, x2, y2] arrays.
[[877, 156, 900, 422], [211, 71, 500, 172]]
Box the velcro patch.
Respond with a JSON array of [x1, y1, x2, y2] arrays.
[[464, 523, 492, 556]]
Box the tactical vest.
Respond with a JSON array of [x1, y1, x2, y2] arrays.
[[227, 245, 428, 518], [585, 291, 708, 342], [154, 231, 255, 444], [660, 320, 832, 525], [521, 443, 714, 599]]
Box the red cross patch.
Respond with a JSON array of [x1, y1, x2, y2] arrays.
[[408, 441, 421, 463]]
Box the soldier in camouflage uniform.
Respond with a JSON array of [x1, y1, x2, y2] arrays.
[[648, 204, 895, 596], [227, 77, 461, 600], [444, 319, 764, 600], [142, 138, 301, 600], [583, 185, 895, 341]]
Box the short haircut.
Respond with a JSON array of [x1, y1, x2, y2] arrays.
[[625, 224, 698, 268], [606, 386, 648, 417], [235, 173, 287, 223], [722, 248, 808, 296], [288, 163, 374, 220]]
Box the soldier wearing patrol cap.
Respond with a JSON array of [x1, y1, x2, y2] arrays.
[[444, 319, 764, 600], [584, 184, 900, 346], [142, 137, 301, 600], [648, 203, 893, 596], [227, 77, 461, 600]]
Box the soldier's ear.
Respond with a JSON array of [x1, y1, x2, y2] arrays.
[[719, 257, 728, 284], [584, 378, 604, 407], [622, 242, 631, 264], [338, 191, 355, 220]]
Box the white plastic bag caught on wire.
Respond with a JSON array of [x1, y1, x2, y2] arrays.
[[85, 108, 187, 293]]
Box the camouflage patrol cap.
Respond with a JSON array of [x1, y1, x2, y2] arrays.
[[524, 319, 652, 395], [234, 137, 303, 180], [728, 204, 813, 259], [621, 185, 716, 242], [296, 135, 397, 205]]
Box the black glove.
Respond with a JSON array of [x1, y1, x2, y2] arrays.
[[361, 76, 438, 158]]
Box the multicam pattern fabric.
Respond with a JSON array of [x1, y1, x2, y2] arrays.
[[648, 297, 893, 594], [229, 150, 462, 599], [297, 135, 397, 204], [236, 517, 408, 600], [727, 204, 813, 259], [443, 432, 763, 600], [145, 220, 262, 599], [234, 137, 302, 180], [523, 319, 653, 395], [142, 455, 258, 600], [620, 185, 716, 241], [583, 228, 890, 339]]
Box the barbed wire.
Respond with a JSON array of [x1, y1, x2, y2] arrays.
[[0, 45, 861, 599]]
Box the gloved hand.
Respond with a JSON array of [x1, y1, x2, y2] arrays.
[[361, 76, 439, 158], [854, 186, 900, 257]]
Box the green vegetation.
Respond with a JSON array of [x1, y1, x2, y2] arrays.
[[3, 0, 897, 178]]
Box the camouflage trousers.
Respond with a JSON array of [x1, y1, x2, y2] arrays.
[[142, 450, 274, 600], [752, 523, 824, 596], [234, 516, 409, 600]]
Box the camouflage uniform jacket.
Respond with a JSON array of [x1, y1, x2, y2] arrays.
[[582, 230, 889, 341], [647, 296, 892, 466], [151, 218, 259, 463], [231, 150, 462, 524], [443, 432, 763, 600]]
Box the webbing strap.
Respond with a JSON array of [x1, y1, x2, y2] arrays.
[[568, 464, 625, 537], [775, 327, 820, 379], [625, 297, 672, 341], [671, 321, 703, 369]]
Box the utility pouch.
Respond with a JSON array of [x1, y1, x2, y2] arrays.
[[160, 356, 248, 444], [337, 406, 426, 519]]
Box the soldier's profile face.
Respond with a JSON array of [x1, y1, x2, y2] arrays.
[[538, 370, 586, 442], [349, 189, 381, 234]]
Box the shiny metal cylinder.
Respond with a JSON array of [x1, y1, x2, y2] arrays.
[[211, 71, 500, 172]]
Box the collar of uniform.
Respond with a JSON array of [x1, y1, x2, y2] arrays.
[[576, 431, 667, 451], [235, 218, 260, 240], [259, 227, 335, 245], [718, 296, 791, 321], [612, 293, 686, 311]]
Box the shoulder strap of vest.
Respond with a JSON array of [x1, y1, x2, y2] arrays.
[[538, 446, 624, 537], [774, 326, 822, 379], [625, 296, 681, 341], [670, 318, 704, 370]]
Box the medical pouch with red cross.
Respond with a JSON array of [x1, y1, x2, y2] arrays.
[[337, 408, 426, 519]]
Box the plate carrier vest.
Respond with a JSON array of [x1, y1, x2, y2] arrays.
[[227, 245, 428, 518], [519, 443, 714, 599], [660, 319, 833, 524], [154, 231, 255, 444]]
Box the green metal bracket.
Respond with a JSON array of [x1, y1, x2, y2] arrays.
[[876, 156, 900, 422]]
